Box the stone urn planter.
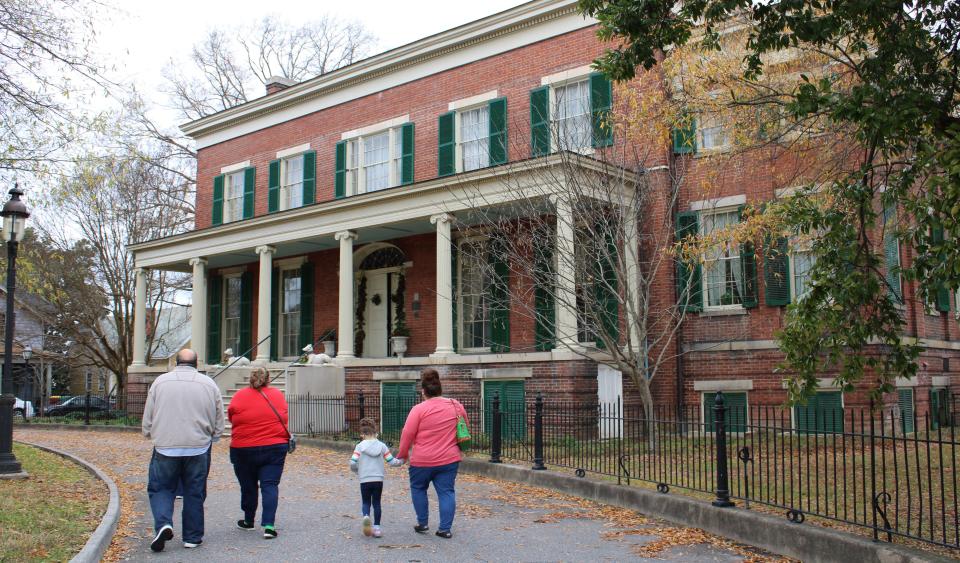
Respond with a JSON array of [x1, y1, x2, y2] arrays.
[[322, 340, 336, 356], [391, 336, 409, 358]]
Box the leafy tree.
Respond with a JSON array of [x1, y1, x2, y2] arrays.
[[579, 0, 960, 400]]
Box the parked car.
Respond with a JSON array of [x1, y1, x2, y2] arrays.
[[44, 395, 111, 417], [13, 397, 34, 420]]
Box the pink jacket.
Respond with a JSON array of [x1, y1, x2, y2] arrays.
[[398, 397, 468, 467]]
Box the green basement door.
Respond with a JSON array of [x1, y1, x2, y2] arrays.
[[381, 382, 417, 435], [702, 392, 748, 433], [794, 391, 844, 434], [898, 388, 915, 434], [483, 380, 526, 440]]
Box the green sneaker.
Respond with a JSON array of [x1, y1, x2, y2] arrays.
[[263, 525, 277, 539]]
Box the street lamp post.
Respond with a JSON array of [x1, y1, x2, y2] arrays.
[[0, 184, 29, 476]]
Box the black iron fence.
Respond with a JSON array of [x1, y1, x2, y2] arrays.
[[284, 390, 959, 551], [18, 391, 147, 427]]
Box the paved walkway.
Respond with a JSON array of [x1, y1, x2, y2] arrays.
[[15, 427, 781, 562]]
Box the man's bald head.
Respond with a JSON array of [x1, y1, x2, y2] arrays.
[[176, 348, 198, 367]]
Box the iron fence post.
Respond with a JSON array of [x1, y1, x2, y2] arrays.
[[490, 392, 502, 463], [533, 392, 545, 470], [712, 391, 734, 507], [358, 391, 365, 421], [84, 391, 91, 426]]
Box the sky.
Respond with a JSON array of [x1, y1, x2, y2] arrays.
[[96, 0, 523, 130]]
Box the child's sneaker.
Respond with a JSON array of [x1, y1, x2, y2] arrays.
[[361, 515, 372, 537], [263, 525, 277, 539], [372, 525, 382, 538]]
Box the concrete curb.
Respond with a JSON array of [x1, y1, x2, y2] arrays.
[[297, 437, 949, 563], [15, 440, 122, 563]]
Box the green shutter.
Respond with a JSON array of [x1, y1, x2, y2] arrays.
[[530, 86, 550, 157], [932, 226, 950, 312], [489, 237, 510, 352], [270, 268, 279, 361], [703, 392, 747, 433], [242, 167, 256, 219], [212, 175, 224, 226], [676, 211, 702, 312], [438, 112, 456, 177], [595, 225, 619, 348], [764, 236, 791, 306], [488, 97, 507, 166], [334, 141, 347, 198], [672, 115, 697, 154], [381, 381, 417, 435], [883, 205, 902, 303], [401, 123, 415, 184], [899, 388, 915, 433], [268, 160, 281, 212], [739, 206, 758, 308], [534, 233, 556, 351], [206, 275, 222, 365], [930, 388, 940, 430], [590, 72, 613, 148], [451, 240, 458, 352], [484, 380, 525, 440], [302, 150, 316, 206], [795, 391, 844, 434], [239, 271, 253, 359], [299, 262, 314, 349]]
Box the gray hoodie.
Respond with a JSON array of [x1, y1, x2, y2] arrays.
[[350, 438, 402, 483]]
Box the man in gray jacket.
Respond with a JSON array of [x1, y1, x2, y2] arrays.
[[142, 349, 224, 552]]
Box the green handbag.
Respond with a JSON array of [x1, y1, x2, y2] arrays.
[[452, 400, 471, 448]]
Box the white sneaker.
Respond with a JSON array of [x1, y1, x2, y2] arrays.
[[362, 515, 372, 537], [372, 525, 382, 538], [183, 540, 202, 548]]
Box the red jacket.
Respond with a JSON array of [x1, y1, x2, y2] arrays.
[[228, 386, 289, 448]]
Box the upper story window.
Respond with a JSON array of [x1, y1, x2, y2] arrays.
[[702, 209, 743, 309], [212, 166, 254, 226], [438, 96, 506, 177], [530, 71, 612, 157], [337, 122, 413, 197], [791, 242, 816, 301], [698, 113, 730, 151], [268, 147, 315, 213]]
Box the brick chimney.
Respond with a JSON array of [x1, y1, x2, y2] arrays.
[[265, 76, 297, 96]]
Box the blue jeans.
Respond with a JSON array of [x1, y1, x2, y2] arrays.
[[408, 462, 459, 532], [230, 444, 287, 526], [147, 449, 211, 543]]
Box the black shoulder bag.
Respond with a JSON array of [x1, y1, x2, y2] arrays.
[[257, 389, 296, 454]]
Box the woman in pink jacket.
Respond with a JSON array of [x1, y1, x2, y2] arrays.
[[397, 369, 468, 539]]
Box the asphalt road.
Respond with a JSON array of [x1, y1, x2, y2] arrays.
[[15, 427, 779, 562]]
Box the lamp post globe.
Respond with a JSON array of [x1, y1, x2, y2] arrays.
[[0, 184, 29, 476], [21, 345, 32, 362]]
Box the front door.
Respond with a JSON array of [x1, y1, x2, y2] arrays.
[[364, 272, 389, 358]]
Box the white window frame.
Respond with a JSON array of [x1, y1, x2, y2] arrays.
[[455, 103, 490, 173], [279, 154, 304, 211], [278, 266, 302, 360], [222, 274, 243, 355], [457, 235, 493, 353], [549, 77, 593, 155], [344, 126, 406, 196], [222, 170, 244, 224], [789, 239, 816, 302], [700, 207, 744, 311], [698, 112, 730, 152]]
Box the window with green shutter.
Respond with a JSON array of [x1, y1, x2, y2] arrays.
[[206, 275, 222, 365], [381, 381, 417, 436], [932, 226, 950, 312], [489, 237, 510, 352], [703, 392, 748, 433], [488, 97, 507, 165], [302, 150, 316, 206], [594, 225, 619, 348], [898, 388, 915, 434], [930, 388, 950, 428], [242, 167, 256, 219], [334, 141, 347, 199], [438, 112, 456, 176], [672, 115, 697, 154], [530, 86, 550, 157], [590, 72, 613, 148], [483, 380, 526, 440], [401, 122, 415, 184], [342, 126, 412, 194], [299, 262, 314, 349], [764, 236, 791, 306], [675, 211, 702, 312], [268, 159, 281, 212], [534, 232, 556, 351], [883, 205, 902, 304], [794, 391, 844, 434], [239, 271, 254, 359], [212, 175, 224, 226]]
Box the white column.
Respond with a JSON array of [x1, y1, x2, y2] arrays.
[[431, 213, 456, 356], [255, 246, 275, 363], [554, 199, 579, 349], [624, 205, 641, 352], [131, 267, 147, 367], [189, 257, 208, 365], [335, 231, 357, 359]]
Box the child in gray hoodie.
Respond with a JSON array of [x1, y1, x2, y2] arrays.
[[350, 418, 403, 537]]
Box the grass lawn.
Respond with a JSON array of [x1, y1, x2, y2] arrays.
[[0, 443, 107, 562]]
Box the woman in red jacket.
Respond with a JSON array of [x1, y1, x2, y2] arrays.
[[397, 369, 468, 539], [227, 367, 289, 539]]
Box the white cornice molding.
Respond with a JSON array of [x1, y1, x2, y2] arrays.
[[448, 90, 499, 111], [181, 1, 590, 147]]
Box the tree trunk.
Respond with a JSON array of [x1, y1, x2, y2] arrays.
[[637, 377, 657, 450]]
